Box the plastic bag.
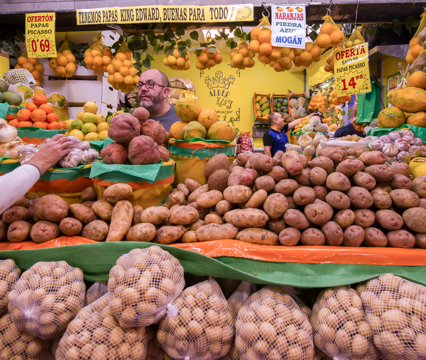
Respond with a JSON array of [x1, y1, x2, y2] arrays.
[[84, 35, 113, 73], [0, 259, 20, 316], [311, 286, 380, 359], [158, 278, 234, 360], [108, 246, 185, 328], [298, 134, 313, 149], [15, 49, 44, 86], [8, 261, 85, 340], [344, 28, 366, 48], [85, 282, 108, 306], [285, 143, 303, 154], [235, 285, 314, 359], [357, 273, 426, 360], [304, 145, 316, 156], [406, 12, 426, 63], [48, 35, 77, 78], [56, 295, 152, 360]]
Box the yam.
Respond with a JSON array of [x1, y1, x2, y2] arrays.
[[105, 200, 133, 242]]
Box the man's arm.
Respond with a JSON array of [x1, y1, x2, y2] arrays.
[[263, 133, 274, 157], [264, 146, 272, 157], [287, 118, 303, 130]]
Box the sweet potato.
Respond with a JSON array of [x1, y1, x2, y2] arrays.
[[250, 154, 273, 172], [321, 221, 343, 246], [263, 193, 288, 219], [188, 219, 204, 231], [34, 195, 68, 222], [387, 230, 415, 248], [364, 164, 393, 182], [293, 169, 312, 186], [301, 228, 325, 246], [240, 169, 259, 187], [185, 178, 201, 193], [181, 231, 197, 243], [59, 217, 83, 236], [354, 209, 375, 228], [223, 209, 269, 228], [81, 187, 97, 202], [82, 220, 109, 241], [156, 225, 186, 244], [7, 221, 31, 242], [169, 206, 199, 225], [336, 159, 364, 177], [304, 200, 333, 225], [268, 219, 286, 234], [281, 150, 303, 176], [309, 156, 334, 174], [0, 220, 7, 240], [204, 213, 223, 225], [215, 200, 233, 216], [352, 171, 376, 190], [196, 190, 223, 208], [391, 162, 411, 176], [279, 228, 301, 246], [105, 200, 133, 242], [188, 184, 209, 203], [236, 153, 251, 166], [293, 187, 316, 206], [402, 207, 426, 233], [389, 189, 420, 208], [266, 166, 288, 182], [333, 209, 355, 229], [125, 223, 156, 242], [245, 190, 267, 209], [2, 206, 29, 224], [223, 185, 252, 204], [177, 184, 189, 197], [274, 179, 299, 196], [415, 234, 426, 249], [30, 221, 60, 243], [376, 210, 403, 230], [103, 184, 133, 204], [69, 204, 95, 224], [313, 186, 327, 200], [371, 188, 392, 209], [196, 223, 238, 241], [309, 167, 327, 186], [236, 228, 278, 245], [326, 172, 351, 191], [364, 227, 387, 247], [342, 225, 364, 247], [91, 200, 114, 222], [284, 209, 310, 230], [325, 191, 350, 210], [347, 187, 373, 208], [391, 174, 412, 190], [358, 151, 387, 165], [255, 175, 275, 192]]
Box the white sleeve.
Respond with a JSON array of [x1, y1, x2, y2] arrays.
[[0, 164, 41, 214]]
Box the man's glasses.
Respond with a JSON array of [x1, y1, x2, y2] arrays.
[[136, 81, 168, 90]]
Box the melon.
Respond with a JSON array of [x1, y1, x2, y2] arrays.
[[175, 98, 203, 122], [2, 91, 22, 106], [377, 106, 405, 128], [407, 71, 426, 89], [183, 121, 206, 140], [407, 112, 426, 127], [387, 87, 426, 113], [207, 121, 237, 141]]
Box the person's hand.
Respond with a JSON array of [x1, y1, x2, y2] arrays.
[[27, 135, 74, 175]]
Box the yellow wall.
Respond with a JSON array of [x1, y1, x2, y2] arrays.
[[383, 57, 407, 106], [148, 53, 305, 147]]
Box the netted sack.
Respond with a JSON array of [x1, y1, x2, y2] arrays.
[[8, 261, 85, 340], [84, 35, 113, 73], [50, 332, 63, 358], [228, 42, 254, 70], [235, 285, 314, 360], [48, 35, 77, 78], [146, 331, 166, 360], [314, 347, 333, 360], [85, 282, 108, 306], [3, 69, 36, 86], [408, 51, 426, 74], [298, 134, 313, 149], [0, 259, 20, 316], [358, 273, 426, 359], [158, 278, 234, 360], [311, 286, 380, 359], [317, 16, 345, 49], [344, 28, 366, 48], [108, 246, 185, 328], [406, 12, 426, 63], [15, 50, 44, 86], [285, 143, 303, 154], [56, 295, 152, 360], [0, 313, 49, 359], [164, 47, 191, 71]]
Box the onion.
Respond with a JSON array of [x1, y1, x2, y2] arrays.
[[414, 137, 423, 146], [0, 122, 18, 143], [370, 139, 384, 150]]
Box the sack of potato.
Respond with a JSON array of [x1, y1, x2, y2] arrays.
[[56, 294, 153, 360], [0, 259, 20, 316], [235, 285, 314, 360], [8, 261, 85, 340], [311, 286, 380, 359], [358, 273, 426, 359], [85, 282, 108, 306], [108, 246, 185, 328], [146, 330, 166, 360], [158, 278, 234, 360], [0, 312, 49, 359]]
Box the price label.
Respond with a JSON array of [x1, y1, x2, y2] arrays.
[[184, 90, 195, 99], [334, 42, 371, 97], [25, 13, 57, 58]]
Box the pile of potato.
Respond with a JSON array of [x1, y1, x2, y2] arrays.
[[8, 261, 85, 340], [0, 259, 20, 316], [357, 273, 426, 359], [108, 246, 185, 328], [235, 285, 314, 360], [157, 279, 234, 360], [311, 286, 380, 359], [56, 294, 152, 360]]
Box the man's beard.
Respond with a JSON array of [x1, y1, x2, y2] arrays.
[[138, 92, 163, 114]]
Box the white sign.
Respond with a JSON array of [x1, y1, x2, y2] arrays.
[[271, 5, 306, 49]]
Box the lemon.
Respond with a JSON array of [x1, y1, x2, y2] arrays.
[[65, 119, 75, 131], [85, 132, 100, 141], [99, 130, 109, 140], [65, 131, 69, 136], [81, 123, 97, 134], [77, 111, 85, 120], [95, 113, 105, 125], [71, 120, 84, 130], [97, 122, 109, 133], [83, 101, 98, 114], [82, 112, 97, 124], [69, 129, 84, 141], [106, 114, 113, 123]]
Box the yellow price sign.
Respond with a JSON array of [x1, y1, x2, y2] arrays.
[[334, 43, 371, 97], [184, 90, 195, 99], [25, 13, 57, 58]]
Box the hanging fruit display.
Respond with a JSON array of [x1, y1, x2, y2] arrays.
[[15, 53, 44, 86], [48, 36, 77, 78], [195, 46, 222, 70], [163, 48, 191, 71], [84, 35, 113, 73], [229, 42, 255, 69]]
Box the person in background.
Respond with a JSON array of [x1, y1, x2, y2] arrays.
[[333, 103, 366, 138], [263, 112, 303, 157], [0, 134, 74, 214]]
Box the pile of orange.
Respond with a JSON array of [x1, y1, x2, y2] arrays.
[[316, 23, 345, 49], [164, 48, 191, 71], [249, 26, 273, 66], [48, 50, 77, 78], [15, 56, 44, 86], [194, 47, 222, 70], [406, 36, 423, 64], [9, 94, 65, 130], [229, 42, 255, 69], [84, 45, 113, 73], [106, 50, 139, 93]]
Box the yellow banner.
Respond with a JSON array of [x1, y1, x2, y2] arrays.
[[25, 13, 57, 58], [76, 5, 253, 25], [334, 43, 371, 97]]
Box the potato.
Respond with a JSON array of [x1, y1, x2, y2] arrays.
[[364, 165, 393, 183], [390, 162, 410, 177], [125, 223, 156, 242], [185, 178, 201, 192], [352, 172, 376, 190], [188, 219, 204, 231], [81, 220, 109, 241], [354, 209, 375, 228], [376, 210, 403, 231], [208, 169, 230, 192], [268, 219, 286, 234], [106, 200, 133, 242], [263, 193, 288, 219], [375, 182, 393, 193], [310, 167, 327, 186], [358, 151, 387, 165], [224, 209, 269, 228], [34, 195, 68, 222], [318, 222, 342, 247], [236, 228, 279, 245], [318, 147, 346, 164], [390, 189, 420, 208], [333, 209, 355, 229], [91, 200, 114, 222], [416, 233, 426, 249], [131, 205, 143, 226], [267, 166, 288, 182], [215, 200, 232, 216], [274, 179, 299, 196], [364, 227, 387, 247], [245, 190, 268, 209], [7, 220, 31, 242], [81, 186, 97, 202], [326, 172, 351, 191], [371, 188, 392, 209], [187, 202, 209, 220], [336, 159, 364, 177], [223, 185, 252, 204], [81, 201, 95, 209], [196, 223, 238, 241], [188, 184, 209, 203], [204, 213, 223, 224], [169, 206, 199, 225], [69, 204, 95, 224], [292, 187, 315, 206], [156, 225, 186, 244], [195, 190, 223, 209], [236, 153, 251, 166], [228, 168, 243, 186], [412, 176, 426, 198], [279, 228, 301, 246], [281, 150, 304, 176], [255, 175, 275, 192], [2, 206, 30, 224], [284, 209, 310, 229], [30, 221, 60, 243], [391, 174, 412, 190], [309, 156, 334, 174], [347, 187, 373, 208], [293, 168, 312, 186], [59, 217, 83, 236], [181, 230, 197, 243], [342, 225, 364, 247], [402, 207, 426, 233], [326, 191, 350, 210], [313, 186, 327, 200], [273, 150, 284, 164], [141, 207, 170, 225], [12, 196, 30, 208], [249, 153, 273, 172], [386, 230, 415, 248], [301, 228, 325, 245], [164, 190, 186, 209], [0, 220, 7, 240], [286, 196, 297, 209], [103, 184, 132, 204], [240, 168, 259, 186], [304, 200, 333, 226]]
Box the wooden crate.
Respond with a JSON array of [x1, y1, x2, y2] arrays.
[[253, 92, 272, 122]]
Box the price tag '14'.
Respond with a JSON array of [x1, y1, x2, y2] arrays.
[[25, 13, 57, 58]]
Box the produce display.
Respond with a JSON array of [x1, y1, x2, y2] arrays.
[[254, 94, 272, 121], [0, 118, 25, 158], [14, 55, 44, 87], [272, 95, 289, 119], [229, 42, 255, 70], [196, 46, 223, 70], [84, 36, 113, 74]]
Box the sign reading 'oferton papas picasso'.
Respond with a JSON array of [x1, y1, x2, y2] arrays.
[[271, 5, 306, 49]]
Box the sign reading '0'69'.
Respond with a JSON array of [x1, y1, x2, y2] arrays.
[[25, 13, 57, 58]]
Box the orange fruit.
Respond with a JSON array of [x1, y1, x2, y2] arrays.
[[249, 40, 261, 53], [22, 63, 34, 72], [330, 30, 345, 45], [57, 56, 68, 66], [26, 102, 38, 112], [411, 44, 423, 58], [46, 113, 59, 123], [214, 53, 222, 64], [66, 54, 76, 63], [17, 109, 32, 122], [102, 56, 111, 66], [33, 121, 48, 129], [106, 64, 115, 75], [27, 58, 38, 65], [39, 104, 53, 115], [293, 56, 303, 67], [56, 66, 66, 76], [406, 50, 415, 63], [93, 56, 103, 67], [34, 63, 44, 73], [197, 53, 208, 64], [119, 66, 130, 77], [321, 23, 335, 35], [33, 94, 48, 106], [85, 55, 93, 65], [8, 119, 19, 127], [58, 121, 66, 129], [124, 50, 132, 59], [250, 27, 261, 40], [65, 63, 76, 76], [259, 29, 272, 44], [410, 37, 419, 48], [17, 57, 27, 66], [102, 48, 112, 57], [259, 43, 272, 56], [31, 109, 47, 122], [49, 59, 58, 69], [316, 34, 332, 48], [269, 47, 281, 60], [310, 45, 321, 57], [48, 122, 60, 130], [17, 121, 33, 128], [32, 70, 42, 80], [115, 52, 127, 62]]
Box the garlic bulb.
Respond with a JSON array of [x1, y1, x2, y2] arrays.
[[59, 149, 83, 168], [0, 120, 18, 143], [81, 149, 99, 164]]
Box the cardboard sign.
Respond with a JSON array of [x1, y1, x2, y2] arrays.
[[25, 13, 57, 58], [334, 43, 371, 97], [271, 5, 306, 49]]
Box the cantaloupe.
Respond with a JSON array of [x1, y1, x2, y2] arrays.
[[387, 87, 426, 113]]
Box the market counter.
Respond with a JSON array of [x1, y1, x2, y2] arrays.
[[1, 238, 426, 288]]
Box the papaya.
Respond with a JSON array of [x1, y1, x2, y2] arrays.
[[255, 96, 261, 102], [407, 71, 426, 89], [255, 103, 260, 111], [259, 97, 268, 105], [175, 98, 203, 122], [182, 121, 206, 140], [377, 106, 405, 128], [261, 102, 270, 111], [407, 112, 426, 127], [207, 121, 237, 141], [263, 109, 271, 116], [387, 87, 426, 113]]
